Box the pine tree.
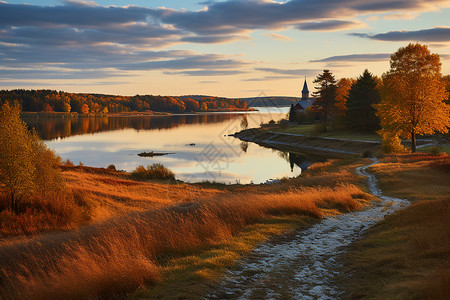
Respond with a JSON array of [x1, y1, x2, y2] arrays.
[[312, 70, 337, 132], [346, 69, 381, 132]]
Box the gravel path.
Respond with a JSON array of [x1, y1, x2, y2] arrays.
[[205, 159, 410, 299]]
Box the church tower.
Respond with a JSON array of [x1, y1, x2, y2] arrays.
[[301, 77, 309, 100]]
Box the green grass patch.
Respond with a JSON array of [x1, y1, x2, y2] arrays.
[[418, 145, 450, 155], [271, 124, 380, 142]]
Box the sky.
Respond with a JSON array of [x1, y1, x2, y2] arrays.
[[0, 0, 449, 98]]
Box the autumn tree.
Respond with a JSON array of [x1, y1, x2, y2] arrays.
[[312, 70, 337, 132], [0, 103, 66, 213], [240, 115, 249, 130], [443, 75, 450, 104], [81, 103, 89, 114], [335, 78, 354, 117], [0, 103, 35, 213], [375, 43, 450, 153], [346, 69, 381, 132], [29, 131, 65, 200]]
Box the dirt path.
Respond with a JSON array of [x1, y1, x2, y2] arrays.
[[205, 159, 410, 299]]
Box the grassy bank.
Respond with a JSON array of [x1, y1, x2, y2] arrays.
[[0, 158, 372, 299], [270, 124, 381, 142], [342, 154, 450, 299], [235, 128, 381, 156]]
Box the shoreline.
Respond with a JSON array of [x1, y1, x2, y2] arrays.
[[21, 108, 257, 119], [233, 128, 382, 156]]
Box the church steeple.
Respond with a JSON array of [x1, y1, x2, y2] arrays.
[[301, 77, 309, 100]]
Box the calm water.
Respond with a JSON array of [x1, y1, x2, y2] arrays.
[[25, 107, 320, 184]]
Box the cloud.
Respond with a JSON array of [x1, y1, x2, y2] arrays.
[[351, 27, 450, 42], [180, 35, 250, 44], [242, 76, 299, 82], [1, 0, 449, 84], [62, 0, 99, 7], [0, 2, 152, 28], [0, 68, 132, 80], [118, 54, 249, 71], [155, 0, 449, 35], [255, 67, 321, 76], [265, 33, 292, 41], [310, 53, 391, 62], [165, 70, 246, 76], [295, 20, 366, 31]]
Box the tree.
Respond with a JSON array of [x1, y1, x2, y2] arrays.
[[0, 103, 35, 213], [375, 43, 450, 153], [30, 131, 65, 200], [346, 69, 381, 132], [81, 103, 89, 114], [335, 78, 354, 117], [442, 75, 450, 104], [240, 115, 249, 130], [288, 104, 296, 122], [312, 70, 337, 132], [0, 103, 66, 214], [63, 101, 71, 113]]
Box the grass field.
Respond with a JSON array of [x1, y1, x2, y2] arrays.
[[342, 154, 450, 299], [0, 158, 373, 299], [270, 124, 381, 142]]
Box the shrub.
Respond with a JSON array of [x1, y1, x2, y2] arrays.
[[131, 164, 175, 181], [64, 159, 74, 167], [107, 164, 116, 171], [428, 145, 443, 156], [378, 130, 407, 153]]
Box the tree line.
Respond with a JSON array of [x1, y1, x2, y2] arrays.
[[290, 43, 450, 153], [0, 90, 248, 114]]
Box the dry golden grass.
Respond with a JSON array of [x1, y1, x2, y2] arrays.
[[0, 178, 369, 299], [63, 169, 223, 222], [343, 154, 450, 299]]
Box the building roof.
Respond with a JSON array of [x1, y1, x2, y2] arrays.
[[302, 78, 309, 93]]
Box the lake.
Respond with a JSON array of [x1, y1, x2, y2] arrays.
[[25, 107, 321, 184]]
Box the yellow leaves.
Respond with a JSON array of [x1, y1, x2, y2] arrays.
[[376, 43, 450, 150]]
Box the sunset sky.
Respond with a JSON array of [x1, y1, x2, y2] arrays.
[[1, 0, 449, 98]]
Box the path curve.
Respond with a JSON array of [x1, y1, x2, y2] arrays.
[[205, 159, 410, 300]]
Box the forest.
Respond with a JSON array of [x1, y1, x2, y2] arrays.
[[0, 90, 248, 114]]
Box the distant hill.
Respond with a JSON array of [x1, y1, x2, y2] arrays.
[[181, 95, 301, 107], [239, 97, 301, 107]]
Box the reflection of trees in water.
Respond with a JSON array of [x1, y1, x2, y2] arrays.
[[289, 152, 310, 173], [24, 114, 247, 141], [240, 141, 248, 153]]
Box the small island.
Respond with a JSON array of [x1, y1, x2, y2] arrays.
[[137, 151, 175, 157]]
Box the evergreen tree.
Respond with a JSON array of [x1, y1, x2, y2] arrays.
[[346, 69, 381, 132], [312, 70, 337, 132], [288, 104, 296, 122]]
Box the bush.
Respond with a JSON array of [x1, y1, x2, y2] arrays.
[[131, 164, 175, 181], [107, 164, 117, 171], [378, 130, 407, 153], [428, 145, 443, 156]]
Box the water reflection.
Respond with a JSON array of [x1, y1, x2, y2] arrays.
[[25, 109, 323, 184], [289, 152, 313, 173], [24, 113, 251, 141]]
